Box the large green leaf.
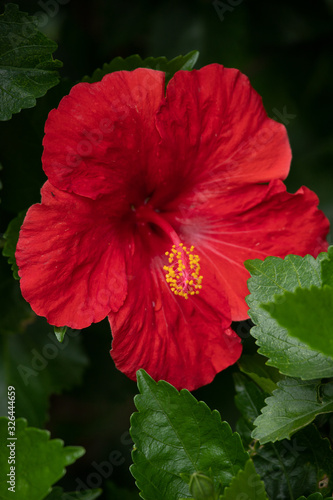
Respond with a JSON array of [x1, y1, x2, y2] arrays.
[[245, 254, 333, 379], [2, 211, 26, 280], [83, 51, 199, 84], [263, 285, 333, 359], [220, 460, 268, 500], [44, 487, 102, 499], [252, 378, 333, 444], [0, 3, 62, 121], [0, 317, 89, 427], [0, 418, 84, 500], [130, 370, 248, 500], [234, 374, 333, 499]]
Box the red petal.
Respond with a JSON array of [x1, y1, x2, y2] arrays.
[[192, 180, 329, 320], [109, 234, 242, 391], [16, 182, 127, 328], [42, 69, 165, 201], [155, 64, 291, 203]]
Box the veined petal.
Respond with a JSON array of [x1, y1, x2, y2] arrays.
[[193, 180, 329, 320], [109, 235, 242, 391], [16, 181, 127, 329], [42, 69, 165, 201], [154, 64, 291, 206]]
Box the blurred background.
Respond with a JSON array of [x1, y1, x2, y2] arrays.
[[0, 0, 332, 497]]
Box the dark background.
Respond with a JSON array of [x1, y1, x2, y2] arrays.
[[1, 0, 332, 497]]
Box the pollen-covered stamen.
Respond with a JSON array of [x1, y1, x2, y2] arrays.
[[163, 243, 203, 299]]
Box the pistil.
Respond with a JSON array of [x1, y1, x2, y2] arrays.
[[135, 205, 203, 299]]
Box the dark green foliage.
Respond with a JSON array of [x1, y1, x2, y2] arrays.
[[0, 3, 62, 120], [82, 51, 199, 84]]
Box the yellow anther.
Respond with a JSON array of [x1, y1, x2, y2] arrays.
[[163, 242, 203, 299]]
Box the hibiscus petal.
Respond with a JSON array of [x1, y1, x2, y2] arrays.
[[154, 63, 291, 204], [16, 181, 127, 329], [192, 180, 329, 320], [42, 69, 165, 201], [109, 234, 242, 391]]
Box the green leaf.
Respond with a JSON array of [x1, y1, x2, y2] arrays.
[[44, 486, 102, 499], [296, 494, 324, 500], [252, 378, 333, 444], [234, 373, 267, 426], [0, 418, 84, 500], [263, 285, 333, 360], [130, 369, 248, 500], [0, 3, 62, 121], [238, 354, 283, 394], [321, 245, 333, 287], [234, 374, 333, 498], [0, 318, 89, 427], [235, 417, 253, 449], [296, 440, 333, 496], [220, 460, 268, 500], [54, 325, 67, 343], [254, 425, 333, 499], [2, 211, 26, 279], [83, 51, 199, 84], [233, 372, 267, 448], [245, 254, 333, 379]]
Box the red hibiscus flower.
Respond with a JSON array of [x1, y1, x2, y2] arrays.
[[16, 64, 329, 390]]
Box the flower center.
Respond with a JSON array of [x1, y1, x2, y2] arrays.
[[135, 205, 203, 299], [163, 244, 203, 299]]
